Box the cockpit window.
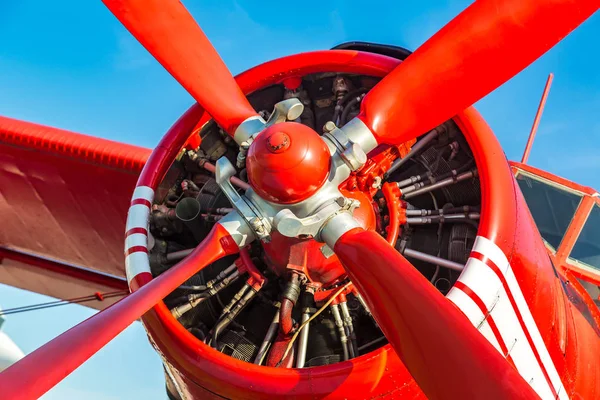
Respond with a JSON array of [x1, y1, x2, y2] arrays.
[[570, 204, 600, 271], [516, 173, 582, 250]]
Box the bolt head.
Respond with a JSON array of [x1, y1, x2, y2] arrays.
[[323, 121, 337, 133]]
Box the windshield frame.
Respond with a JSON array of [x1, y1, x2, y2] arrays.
[[514, 169, 586, 254], [566, 197, 600, 276]]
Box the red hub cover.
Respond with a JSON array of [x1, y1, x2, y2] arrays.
[[246, 122, 331, 204]]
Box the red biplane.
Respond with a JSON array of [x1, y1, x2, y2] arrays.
[[1, 0, 599, 399]]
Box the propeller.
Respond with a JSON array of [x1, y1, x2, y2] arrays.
[[1, 0, 597, 398], [0, 224, 237, 400], [333, 228, 539, 399], [358, 0, 599, 145], [101, 0, 259, 136]]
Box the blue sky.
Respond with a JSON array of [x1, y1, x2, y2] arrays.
[[0, 1, 599, 398]]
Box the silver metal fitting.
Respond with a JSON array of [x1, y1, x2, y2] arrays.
[[265, 98, 304, 126], [322, 122, 368, 172], [232, 98, 304, 146], [338, 118, 378, 155], [233, 115, 266, 145], [340, 142, 367, 171], [215, 157, 272, 243], [236, 141, 250, 168], [320, 212, 362, 249], [274, 197, 360, 241]]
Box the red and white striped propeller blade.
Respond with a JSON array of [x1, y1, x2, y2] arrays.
[[358, 0, 599, 146], [102, 0, 259, 136], [333, 228, 539, 400], [0, 225, 236, 400]]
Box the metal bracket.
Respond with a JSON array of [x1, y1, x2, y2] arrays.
[[274, 196, 360, 240], [215, 157, 272, 242], [265, 98, 304, 127], [323, 122, 367, 171], [234, 98, 304, 146]]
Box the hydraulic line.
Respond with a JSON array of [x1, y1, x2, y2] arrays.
[[340, 300, 358, 358], [254, 302, 280, 365], [177, 263, 237, 292], [403, 169, 478, 199], [331, 303, 350, 361], [382, 182, 403, 247], [171, 270, 240, 319], [402, 248, 464, 272], [277, 283, 351, 367], [340, 94, 365, 125], [211, 283, 257, 348], [280, 273, 301, 336]]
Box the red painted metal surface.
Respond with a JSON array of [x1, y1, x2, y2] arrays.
[[1, 0, 599, 395], [0, 115, 150, 305], [260, 189, 375, 286], [457, 108, 600, 399], [521, 73, 554, 164], [247, 122, 331, 204], [1, 45, 599, 399], [358, 0, 598, 146], [133, 51, 425, 399], [0, 246, 128, 291], [381, 181, 403, 247], [0, 223, 237, 400], [334, 227, 539, 400], [133, 50, 599, 399], [102, 0, 257, 136], [343, 141, 414, 197]]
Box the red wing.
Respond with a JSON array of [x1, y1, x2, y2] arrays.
[[0, 116, 151, 308]]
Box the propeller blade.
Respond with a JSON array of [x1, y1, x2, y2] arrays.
[[333, 228, 539, 400], [102, 0, 258, 135], [358, 0, 598, 145], [0, 224, 236, 400]]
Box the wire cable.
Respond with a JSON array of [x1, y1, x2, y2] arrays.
[[0, 290, 128, 316]]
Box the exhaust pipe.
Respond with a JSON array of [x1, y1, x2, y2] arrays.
[[176, 197, 204, 241]]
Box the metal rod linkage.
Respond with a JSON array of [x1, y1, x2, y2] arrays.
[[254, 303, 280, 365], [403, 170, 477, 199], [405, 206, 478, 217], [295, 310, 311, 368], [331, 304, 349, 361], [402, 248, 464, 272], [386, 127, 443, 177], [397, 174, 425, 189], [340, 301, 358, 358], [406, 213, 480, 225], [202, 161, 250, 191]]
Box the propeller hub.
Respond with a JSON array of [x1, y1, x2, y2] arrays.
[[246, 122, 330, 204], [266, 131, 291, 153]]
